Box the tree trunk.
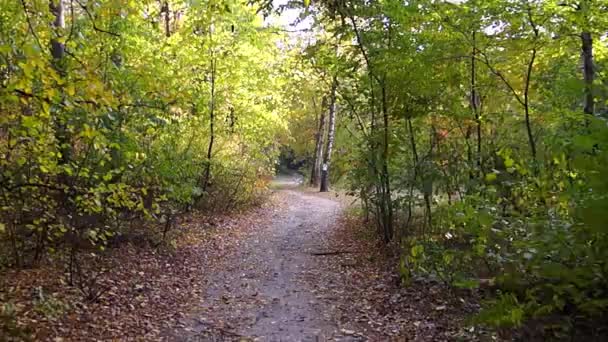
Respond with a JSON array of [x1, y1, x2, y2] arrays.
[[423, 125, 435, 234], [202, 57, 216, 192], [49, 0, 70, 164], [524, 48, 537, 161], [310, 96, 326, 187], [405, 118, 418, 231], [524, 8, 538, 162], [162, 1, 171, 38], [50, 0, 65, 61], [379, 83, 393, 242], [581, 31, 594, 115], [320, 77, 338, 193], [470, 31, 482, 177]]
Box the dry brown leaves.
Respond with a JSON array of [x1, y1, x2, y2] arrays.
[[2, 189, 494, 342], [0, 197, 281, 341], [304, 208, 493, 341]]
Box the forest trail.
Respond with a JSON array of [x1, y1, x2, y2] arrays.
[[3, 1, 605, 340], [177, 175, 361, 341]]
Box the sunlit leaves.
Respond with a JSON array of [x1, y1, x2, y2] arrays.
[[0, 0, 293, 272]]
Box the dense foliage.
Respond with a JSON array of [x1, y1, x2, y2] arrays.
[[282, 0, 608, 337], [0, 0, 290, 271]]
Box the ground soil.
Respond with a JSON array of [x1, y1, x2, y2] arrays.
[[172, 176, 358, 341], [169, 176, 484, 341], [2, 175, 484, 341]]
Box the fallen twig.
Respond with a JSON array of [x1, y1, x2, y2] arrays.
[[310, 250, 353, 256]]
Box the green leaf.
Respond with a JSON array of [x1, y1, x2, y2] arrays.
[[22, 116, 38, 129], [411, 244, 424, 257], [485, 173, 497, 182], [453, 278, 480, 289]]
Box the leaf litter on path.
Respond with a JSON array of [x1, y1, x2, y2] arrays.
[[3, 186, 490, 341]]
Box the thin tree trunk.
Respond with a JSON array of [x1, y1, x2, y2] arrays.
[[524, 7, 538, 162], [310, 96, 326, 187], [478, 8, 538, 164], [405, 118, 418, 232], [50, 0, 65, 61], [202, 57, 216, 192], [320, 77, 338, 192], [382, 23, 395, 238], [50, 0, 70, 164], [423, 125, 435, 235], [465, 126, 473, 180], [340, 4, 392, 241], [524, 47, 537, 161], [380, 83, 393, 242], [162, 1, 171, 37], [471, 31, 482, 176], [581, 31, 594, 115]]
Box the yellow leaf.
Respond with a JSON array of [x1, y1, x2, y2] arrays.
[[42, 101, 50, 115], [67, 84, 76, 97], [19, 61, 34, 77]]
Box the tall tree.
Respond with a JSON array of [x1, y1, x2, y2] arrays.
[[320, 76, 337, 192], [470, 30, 482, 177], [581, 29, 594, 114], [552, 0, 607, 114], [162, 1, 172, 38], [310, 96, 327, 187], [49, 0, 70, 165]]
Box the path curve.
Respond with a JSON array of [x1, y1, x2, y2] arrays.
[[179, 177, 357, 341]]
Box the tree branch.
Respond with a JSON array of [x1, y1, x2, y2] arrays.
[[19, 0, 46, 52], [75, 0, 121, 37]]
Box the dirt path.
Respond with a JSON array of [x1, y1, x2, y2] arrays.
[[169, 176, 484, 342], [177, 176, 359, 341], [2, 176, 482, 341]]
